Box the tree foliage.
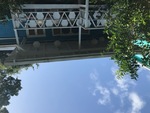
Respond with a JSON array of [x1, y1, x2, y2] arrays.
[[0, 75, 22, 111], [0, 63, 34, 113], [0, 0, 34, 20], [0, 0, 83, 21], [0, 107, 9, 113], [90, 0, 150, 79], [103, 0, 150, 79]]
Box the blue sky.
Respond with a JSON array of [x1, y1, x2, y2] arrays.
[[7, 57, 150, 113]]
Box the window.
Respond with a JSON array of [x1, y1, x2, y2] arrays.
[[27, 29, 45, 37], [52, 28, 90, 36]]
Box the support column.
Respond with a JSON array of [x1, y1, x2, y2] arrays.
[[10, 11, 20, 45], [85, 0, 89, 28], [79, 26, 82, 49], [14, 29, 19, 45]]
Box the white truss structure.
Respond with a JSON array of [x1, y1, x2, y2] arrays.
[[11, 4, 108, 30], [11, 0, 108, 47]]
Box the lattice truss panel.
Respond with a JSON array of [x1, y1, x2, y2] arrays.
[[12, 5, 108, 29]]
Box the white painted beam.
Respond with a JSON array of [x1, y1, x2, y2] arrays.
[[22, 4, 80, 9], [78, 26, 82, 48], [10, 11, 20, 45], [0, 45, 16, 51], [85, 0, 89, 28], [14, 29, 19, 45], [0, 37, 16, 40]]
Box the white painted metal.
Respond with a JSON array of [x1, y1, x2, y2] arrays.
[[85, 0, 89, 28], [69, 12, 76, 21], [76, 19, 81, 26], [0, 45, 16, 51], [36, 12, 44, 20], [11, 12, 20, 45], [0, 45, 23, 51], [0, 38, 15, 40], [14, 20, 20, 28], [46, 20, 53, 27], [22, 4, 80, 9], [19, 13, 27, 21], [14, 29, 19, 45], [11, 4, 107, 30], [28, 20, 37, 27], [100, 19, 107, 26], [61, 19, 68, 27], [93, 11, 101, 19], [10, 3, 108, 46], [53, 12, 61, 20], [79, 26, 82, 48]]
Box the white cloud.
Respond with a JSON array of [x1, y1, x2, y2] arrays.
[[90, 65, 144, 113], [95, 84, 111, 105], [119, 92, 129, 107], [111, 65, 136, 92], [111, 66, 118, 76], [114, 77, 129, 91], [114, 76, 137, 92], [111, 88, 119, 96], [111, 66, 129, 91], [89, 70, 111, 105], [129, 92, 145, 113], [111, 65, 138, 109], [90, 69, 99, 81]]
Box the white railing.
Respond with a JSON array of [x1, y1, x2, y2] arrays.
[[11, 4, 107, 30]]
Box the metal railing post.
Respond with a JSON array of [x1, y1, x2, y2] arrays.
[[85, 0, 89, 28]]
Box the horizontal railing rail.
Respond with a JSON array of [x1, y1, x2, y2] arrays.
[[11, 4, 107, 30]]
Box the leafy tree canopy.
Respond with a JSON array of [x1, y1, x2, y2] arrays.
[[0, 75, 22, 111], [97, 0, 150, 79], [0, 0, 34, 20], [0, 107, 9, 113], [0, 63, 35, 113]]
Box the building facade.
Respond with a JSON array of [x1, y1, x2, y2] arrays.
[[0, 1, 112, 65]]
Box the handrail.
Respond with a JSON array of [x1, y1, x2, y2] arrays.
[[22, 4, 81, 9], [21, 4, 97, 9]]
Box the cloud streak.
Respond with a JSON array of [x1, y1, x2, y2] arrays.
[[111, 66, 145, 113], [114, 77, 129, 91], [111, 66, 136, 91], [89, 65, 146, 113], [111, 88, 119, 96], [90, 69, 111, 105], [89, 69, 99, 81], [95, 84, 111, 105], [129, 92, 145, 113]]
